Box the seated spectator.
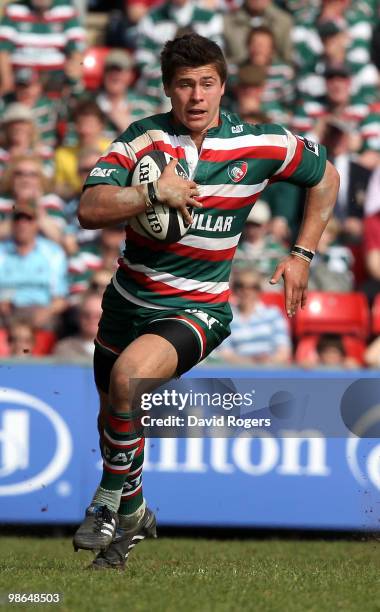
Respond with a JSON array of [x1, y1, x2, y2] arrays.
[[0, 68, 58, 147], [53, 291, 102, 359], [234, 200, 288, 280], [135, 0, 223, 108], [297, 21, 378, 106], [224, 0, 294, 67], [218, 269, 291, 365], [0, 0, 86, 96], [96, 50, 155, 141], [292, 63, 380, 170], [0, 200, 68, 329], [364, 336, 380, 368], [293, 0, 374, 76], [5, 315, 36, 357], [300, 333, 360, 369], [0, 104, 54, 180], [231, 65, 290, 127], [0, 154, 71, 251], [308, 218, 354, 292], [68, 225, 125, 296], [63, 147, 102, 252], [55, 101, 111, 199], [244, 26, 294, 106], [321, 118, 371, 242]]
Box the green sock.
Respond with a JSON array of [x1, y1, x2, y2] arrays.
[[93, 409, 143, 512], [118, 441, 145, 516]]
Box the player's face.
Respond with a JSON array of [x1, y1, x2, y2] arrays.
[[165, 65, 225, 139]]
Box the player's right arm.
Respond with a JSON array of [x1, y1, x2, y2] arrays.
[[78, 158, 201, 229]]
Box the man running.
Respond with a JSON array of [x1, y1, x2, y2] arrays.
[[73, 33, 339, 569]]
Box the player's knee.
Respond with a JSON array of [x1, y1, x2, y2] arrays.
[[109, 361, 144, 412]]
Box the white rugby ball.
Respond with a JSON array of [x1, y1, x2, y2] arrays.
[[129, 150, 193, 243]]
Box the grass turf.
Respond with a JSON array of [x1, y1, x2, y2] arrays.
[[0, 536, 379, 612]]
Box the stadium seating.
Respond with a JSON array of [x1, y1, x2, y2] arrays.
[[295, 334, 366, 365], [372, 294, 380, 336], [82, 46, 111, 90], [293, 292, 370, 339], [260, 292, 286, 314]]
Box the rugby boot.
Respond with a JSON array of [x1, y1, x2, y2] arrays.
[[73, 505, 118, 552], [90, 507, 157, 569]]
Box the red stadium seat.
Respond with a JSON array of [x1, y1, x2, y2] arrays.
[[372, 294, 380, 336], [82, 47, 111, 90], [0, 329, 8, 356], [295, 334, 366, 365], [32, 330, 57, 356], [260, 292, 286, 315], [294, 292, 370, 339]]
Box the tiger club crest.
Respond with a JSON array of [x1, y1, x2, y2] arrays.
[[228, 161, 248, 183]]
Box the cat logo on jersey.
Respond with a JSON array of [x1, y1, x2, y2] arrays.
[[228, 161, 248, 183]]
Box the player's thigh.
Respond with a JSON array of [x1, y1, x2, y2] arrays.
[[109, 333, 179, 410]]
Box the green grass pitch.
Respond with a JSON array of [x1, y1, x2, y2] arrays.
[[0, 536, 379, 611]]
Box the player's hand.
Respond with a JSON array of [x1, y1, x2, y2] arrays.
[[270, 254, 310, 318], [156, 158, 202, 224]]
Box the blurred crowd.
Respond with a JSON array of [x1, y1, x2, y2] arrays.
[[0, 0, 379, 368]]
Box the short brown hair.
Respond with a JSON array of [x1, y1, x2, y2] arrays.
[[73, 101, 105, 125], [160, 33, 227, 87]]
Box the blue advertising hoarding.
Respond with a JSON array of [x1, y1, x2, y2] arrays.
[[0, 362, 379, 530]]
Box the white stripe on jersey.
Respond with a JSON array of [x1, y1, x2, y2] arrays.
[[112, 274, 171, 310], [199, 180, 269, 199], [179, 232, 241, 250], [203, 133, 288, 151], [274, 130, 298, 176], [123, 258, 229, 294]]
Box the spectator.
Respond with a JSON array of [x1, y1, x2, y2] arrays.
[[308, 218, 354, 291], [0, 154, 70, 251], [292, 63, 380, 169], [298, 333, 360, 369], [293, 0, 374, 76], [231, 64, 290, 127], [218, 269, 291, 365], [0, 0, 86, 96], [53, 291, 102, 359], [0, 200, 68, 329], [68, 225, 125, 296], [234, 200, 288, 280], [55, 101, 110, 199], [135, 0, 223, 108], [0, 68, 58, 147], [64, 147, 103, 250], [297, 21, 378, 106], [224, 0, 294, 67], [245, 26, 294, 106], [321, 118, 371, 242], [0, 103, 54, 180], [96, 50, 154, 141], [5, 315, 36, 357]]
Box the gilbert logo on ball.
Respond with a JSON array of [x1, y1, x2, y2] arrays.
[[129, 151, 193, 244], [228, 161, 248, 183]]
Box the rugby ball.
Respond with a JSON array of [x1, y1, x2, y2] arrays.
[[129, 150, 193, 243]]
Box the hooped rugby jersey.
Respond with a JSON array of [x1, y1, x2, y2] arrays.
[[84, 110, 327, 313]]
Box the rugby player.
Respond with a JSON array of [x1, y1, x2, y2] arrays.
[[73, 33, 339, 568]]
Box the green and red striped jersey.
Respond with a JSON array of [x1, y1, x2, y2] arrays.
[[84, 110, 326, 313]]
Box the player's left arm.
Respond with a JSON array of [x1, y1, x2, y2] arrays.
[[270, 160, 340, 317]]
